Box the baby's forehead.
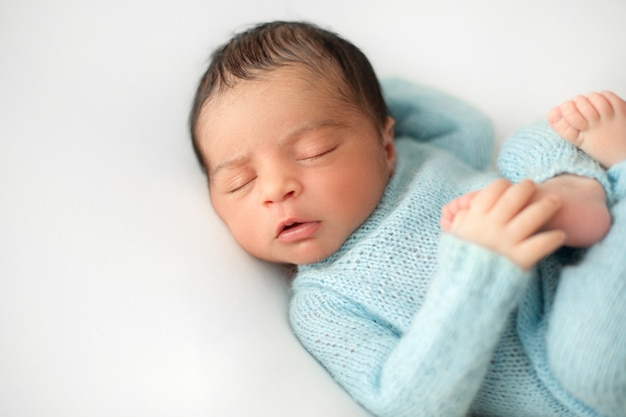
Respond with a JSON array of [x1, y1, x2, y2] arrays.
[[205, 68, 356, 121], [202, 74, 337, 131]]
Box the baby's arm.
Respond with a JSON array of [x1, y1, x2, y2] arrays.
[[382, 78, 495, 171], [290, 236, 533, 417], [443, 178, 566, 270]]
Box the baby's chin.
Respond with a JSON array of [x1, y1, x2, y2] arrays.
[[256, 244, 340, 266]]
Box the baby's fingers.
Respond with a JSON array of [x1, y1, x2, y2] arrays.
[[490, 179, 537, 224], [507, 194, 562, 241], [470, 179, 512, 212], [514, 230, 567, 270]]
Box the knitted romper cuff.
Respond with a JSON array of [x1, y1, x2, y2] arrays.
[[497, 122, 615, 205]]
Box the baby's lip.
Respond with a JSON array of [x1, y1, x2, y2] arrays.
[[275, 218, 320, 242], [275, 218, 307, 238]]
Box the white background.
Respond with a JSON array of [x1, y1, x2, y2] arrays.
[[1, 1, 625, 416]]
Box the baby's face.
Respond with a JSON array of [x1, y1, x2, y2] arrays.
[[197, 68, 395, 264]]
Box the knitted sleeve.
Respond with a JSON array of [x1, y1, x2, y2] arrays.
[[382, 78, 495, 171], [497, 121, 614, 204], [290, 235, 531, 417]]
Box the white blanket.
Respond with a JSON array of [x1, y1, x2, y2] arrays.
[[1, 1, 625, 416]]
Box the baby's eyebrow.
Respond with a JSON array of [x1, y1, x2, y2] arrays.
[[210, 156, 248, 180], [285, 119, 346, 140]]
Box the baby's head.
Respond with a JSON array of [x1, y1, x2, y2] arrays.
[[190, 21, 396, 265]]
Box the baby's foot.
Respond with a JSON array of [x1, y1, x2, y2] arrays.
[[548, 91, 626, 168], [536, 174, 610, 247], [440, 190, 479, 231]]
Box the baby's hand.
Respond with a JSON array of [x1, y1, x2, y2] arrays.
[[444, 179, 566, 270]]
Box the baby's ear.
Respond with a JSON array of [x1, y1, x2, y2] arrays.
[[383, 116, 395, 140], [382, 116, 396, 172]]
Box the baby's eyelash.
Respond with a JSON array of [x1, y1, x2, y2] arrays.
[[228, 177, 256, 194], [300, 146, 337, 161]]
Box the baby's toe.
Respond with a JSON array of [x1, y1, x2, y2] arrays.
[[562, 98, 590, 131], [573, 95, 601, 124], [549, 106, 581, 143], [600, 91, 626, 117], [586, 92, 614, 120]]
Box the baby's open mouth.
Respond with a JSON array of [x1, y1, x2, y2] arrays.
[[282, 222, 301, 231], [276, 221, 321, 242]]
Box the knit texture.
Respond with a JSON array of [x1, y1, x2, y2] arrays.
[[289, 79, 626, 417]]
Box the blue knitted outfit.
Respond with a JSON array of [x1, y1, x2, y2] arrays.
[[289, 79, 626, 417]]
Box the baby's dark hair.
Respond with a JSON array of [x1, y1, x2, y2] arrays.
[[189, 21, 389, 171]]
